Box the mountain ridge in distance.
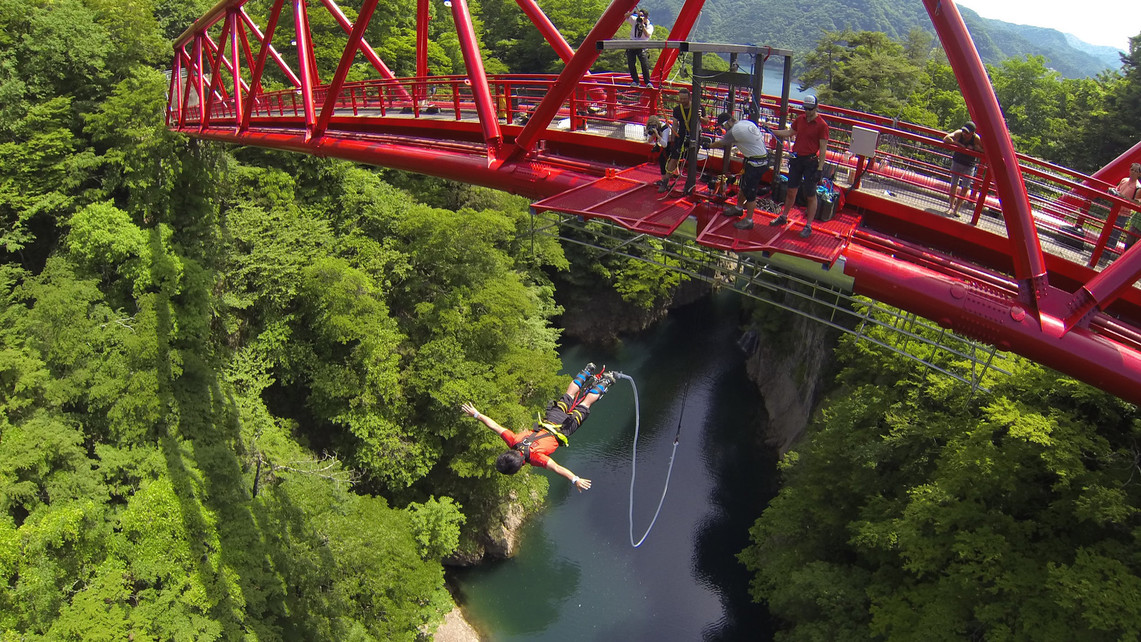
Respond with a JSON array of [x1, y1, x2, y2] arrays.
[[645, 0, 1123, 79]]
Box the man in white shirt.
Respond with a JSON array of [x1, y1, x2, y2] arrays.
[[711, 111, 769, 230], [625, 8, 653, 87]]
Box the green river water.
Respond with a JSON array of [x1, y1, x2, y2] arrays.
[[453, 293, 782, 640]]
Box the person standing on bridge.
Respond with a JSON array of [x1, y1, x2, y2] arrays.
[[462, 364, 617, 492], [1112, 162, 1141, 249], [646, 115, 674, 188], [943, 121, 984, 218], [770, 95, 830, 238], [655, 88, 705, 193], [625, 8, 654, 88], [710, 110, 769, 230]]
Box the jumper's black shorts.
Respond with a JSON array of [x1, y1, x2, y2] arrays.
[[788, 154, 821, 190], [740, 156, 767, 202], [543, 393, 590, 437]]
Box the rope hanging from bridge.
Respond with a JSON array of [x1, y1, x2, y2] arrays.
[[619, 372, 686, 548]]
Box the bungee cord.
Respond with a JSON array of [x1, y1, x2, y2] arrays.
[[617, 373, 687, 548]]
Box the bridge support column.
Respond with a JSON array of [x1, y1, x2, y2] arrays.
[[450, 0, 502, 157], [923, 0, 1048, 312]]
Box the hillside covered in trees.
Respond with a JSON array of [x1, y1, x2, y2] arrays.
[[2, 0, 1141, 638]]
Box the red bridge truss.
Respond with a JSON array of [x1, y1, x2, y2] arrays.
[[167, 0, 1141, 405]]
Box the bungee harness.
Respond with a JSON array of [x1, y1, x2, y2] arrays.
[[513, 368, 608, 463]]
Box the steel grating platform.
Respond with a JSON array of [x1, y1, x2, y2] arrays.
[[532, 163, 863, 268]]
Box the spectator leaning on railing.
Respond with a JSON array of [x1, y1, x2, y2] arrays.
[[942, 121, 984, 218], [1111, 162, 1141, 249]]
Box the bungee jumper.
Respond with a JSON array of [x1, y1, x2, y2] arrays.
[[462, 363, 617, 492]]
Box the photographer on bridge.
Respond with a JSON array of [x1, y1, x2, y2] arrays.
[[625, 8, 654, 87]]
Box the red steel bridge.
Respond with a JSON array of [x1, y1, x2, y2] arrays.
[[166, 0, 1141, 404]]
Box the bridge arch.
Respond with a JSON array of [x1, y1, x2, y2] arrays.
[[166, 0, 1141, 404]]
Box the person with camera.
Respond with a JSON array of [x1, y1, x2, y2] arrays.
[[770, 95, 830, 238], [625, 8, 654, 87], [646, 115, 674, 189], [709, 110, 769, 230]]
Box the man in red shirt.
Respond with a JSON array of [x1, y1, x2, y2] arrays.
[[769, 95, 830, 238], [462, 364, 616, 492]]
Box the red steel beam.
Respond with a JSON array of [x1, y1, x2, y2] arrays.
[[1092, 139, 1141, 186], [239, 8, 302, 88], [167, 54, 182, 127], [514, 0, 575, 63], [449, 0, 502, 154], [175, 0, 236, 47], [318, 0, 402, 84], [201, 20, 233, 129], [314, 0, 381, 138], [187, 42, 204, 125], [185, 128, 599, 198], [652, 0, 706, 82], [201, 28, 247, 96], [844, 244, 1141, 406], [416, 0, 430, 76], [1065, 244, 1141, 330], [228, 10, 243, 128], [241, 0, 288, 130], [293, 0, 318, 138], [923, 0, 1049, 310], [511, 0, 639, 157]]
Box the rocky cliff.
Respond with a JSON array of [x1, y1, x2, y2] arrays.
[[740, 306, 839, 453]]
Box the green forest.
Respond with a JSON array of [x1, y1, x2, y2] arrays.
[[1, 0, 1140, 638]]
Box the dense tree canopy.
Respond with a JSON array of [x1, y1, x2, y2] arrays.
[[2, 0, 1140, 637], [797, 28, 1141, 172], [740, 310, 1141, 639], [0, 0, 587, 637]]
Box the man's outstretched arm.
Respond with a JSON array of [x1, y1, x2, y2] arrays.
[[546, 458, 592, 492], [461, 402, 509, 438]]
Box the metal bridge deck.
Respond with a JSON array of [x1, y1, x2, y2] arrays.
[[532, 163, 862, 267]]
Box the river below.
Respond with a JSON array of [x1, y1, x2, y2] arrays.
[[452, 293, 781, 640]]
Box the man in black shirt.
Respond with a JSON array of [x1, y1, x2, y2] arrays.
[[656, 88, 705, 192]]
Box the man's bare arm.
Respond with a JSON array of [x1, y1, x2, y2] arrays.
[[546, 458, 591, 492], [461, 402, 509, 438]]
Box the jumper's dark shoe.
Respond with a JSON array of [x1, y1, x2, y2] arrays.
[[733, 218, 755, 230], [573, 363, 597, 387], [769, 215, 788, 227], [658, 180, 670, 193], [799, 225, 813, 238], [722, 205, 743, 217], [589, 370, 618, 395]]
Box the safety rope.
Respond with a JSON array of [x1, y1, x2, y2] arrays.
[[618, 372, 686, 548]]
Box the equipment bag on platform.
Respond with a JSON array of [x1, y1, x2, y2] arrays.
[[815, 177, 844, 222]]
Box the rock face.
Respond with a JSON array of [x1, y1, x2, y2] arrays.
[[482, 492, 527, 558], [445, 488, 536, 566], [741, 311, 838, 453], [558, 276, 711, 346]]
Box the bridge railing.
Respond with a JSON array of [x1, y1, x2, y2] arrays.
[[171, 72, 1140, 276], [758, 100, 1141, 271], [176, 73, 663, 136]]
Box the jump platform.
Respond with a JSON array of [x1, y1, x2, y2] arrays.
[[531, 163, 862, 267]]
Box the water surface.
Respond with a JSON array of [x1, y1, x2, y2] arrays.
[[454, 294, 780, 641]]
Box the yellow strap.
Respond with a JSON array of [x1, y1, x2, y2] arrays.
[[537, 421, 570, 447]]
